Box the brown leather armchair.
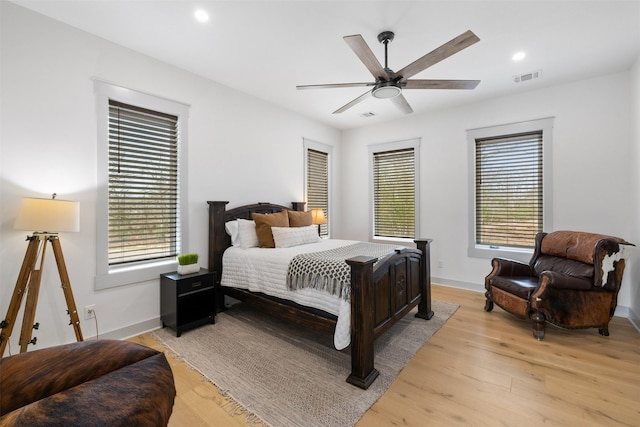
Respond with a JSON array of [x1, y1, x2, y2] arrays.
[[484, 230, 632, 340]]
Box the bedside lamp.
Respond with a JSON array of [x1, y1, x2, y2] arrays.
[[311, 208, 327, 236], [0, 194, 83, 356]]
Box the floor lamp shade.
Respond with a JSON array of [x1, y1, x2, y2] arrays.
[[14, 197, 80, 233]]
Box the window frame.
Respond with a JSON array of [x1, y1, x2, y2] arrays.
[[94, 80, 190, 289], [303, 138, 332, 237], [467, 117, 553, 260], [369, 138, 420, 243]]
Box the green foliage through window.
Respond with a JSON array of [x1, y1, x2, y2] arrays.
[[475, 131, 543, 248], [108, 100, 179, 265], [373, 148, 415, 238]]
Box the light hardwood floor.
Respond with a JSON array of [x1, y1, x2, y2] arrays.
[[132, 285, 640, 426]]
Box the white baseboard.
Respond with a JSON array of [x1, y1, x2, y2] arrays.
[[82, 317, 162, 341], [629, 307, 640, 333]]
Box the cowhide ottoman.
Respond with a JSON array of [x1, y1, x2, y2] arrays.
[[0, 339, 175, 426]]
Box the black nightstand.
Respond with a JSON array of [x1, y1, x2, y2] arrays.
[[160, 269, 215, 337]]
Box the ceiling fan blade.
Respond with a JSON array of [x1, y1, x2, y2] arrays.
[[296, 82, 374, 90], [343, 34, 390, 81], [393, 30, 480, 80], [404, 79, 481, 90], [333, 90, 372, 114], [390, 94, 413, 114]]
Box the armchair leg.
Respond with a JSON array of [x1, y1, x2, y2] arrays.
[[484, 291, 494, 312], [598, 327, 609, 336], [532, 312, 545, 340]]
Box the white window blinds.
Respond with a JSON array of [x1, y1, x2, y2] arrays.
[[373, 148, 415, 238], [475, 131, 543, 248], [108, 100, 179, 265], [307, 148, 329, 236]]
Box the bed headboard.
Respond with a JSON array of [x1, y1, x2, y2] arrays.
[[207, 201, 306, 283]]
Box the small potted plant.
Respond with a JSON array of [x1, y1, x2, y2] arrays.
[[177, 253, 199, 275]]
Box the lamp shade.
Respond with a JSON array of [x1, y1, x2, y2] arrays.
[[14, 197, 80, 233], [311, 208, 327, 225]]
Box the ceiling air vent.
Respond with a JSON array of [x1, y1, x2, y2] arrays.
[[513, 70, 542, 83]]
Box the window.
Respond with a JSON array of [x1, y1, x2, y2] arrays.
[[370, 139, 420, 240], [108, 100, 179, 265], [94, 80, 189, 289], [468, 118, 553, 259], [304, 139, 331, 237]]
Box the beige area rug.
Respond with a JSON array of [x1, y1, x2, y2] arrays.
[[153, 300, 458, 427]]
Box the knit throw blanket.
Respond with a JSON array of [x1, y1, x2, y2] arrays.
[[286, 242, 401, 301]]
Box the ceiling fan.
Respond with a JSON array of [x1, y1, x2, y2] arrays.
[[297, 30, 481, 114]]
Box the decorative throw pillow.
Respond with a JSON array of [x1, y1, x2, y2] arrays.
[[237, 219, 259, 249], [271, 225, 320, 248], [287, 210, 313, 227], [251, 210, 289, 248], [225, 220, 240, 246]]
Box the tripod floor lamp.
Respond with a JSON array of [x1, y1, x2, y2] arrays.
[[0, 195, 83, 357]]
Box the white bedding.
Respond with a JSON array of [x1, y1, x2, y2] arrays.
[[221, 239, 359, 349]]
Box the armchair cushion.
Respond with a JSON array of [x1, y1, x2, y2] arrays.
[[490, 276, 538, 299]]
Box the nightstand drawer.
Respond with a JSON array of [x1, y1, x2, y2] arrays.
[[177, 275, 213, 296]]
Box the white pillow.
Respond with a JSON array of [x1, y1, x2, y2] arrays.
[[237, 219, 260, 249], [225, 220, 240, 246], [271, 225, 320, 248]]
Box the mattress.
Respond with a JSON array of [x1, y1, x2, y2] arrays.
[[221, 239, 359, 349]]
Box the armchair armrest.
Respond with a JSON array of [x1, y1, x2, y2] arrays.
[[489, 258, 534, 277], [485, 258, 535, 291], [538, 271, 592, 291]]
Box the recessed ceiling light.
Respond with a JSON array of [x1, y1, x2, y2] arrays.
[[512, 51, 526, 61], [194, 9, 209, 23]]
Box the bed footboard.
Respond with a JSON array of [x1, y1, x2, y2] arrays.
[[346, 239, 432, 389]]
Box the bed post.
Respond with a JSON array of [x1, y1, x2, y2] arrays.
[[345, 255, 379, 390], [291, 202, 306, 212], [208, 201, 229, 313], [414, 238, 434, 320]]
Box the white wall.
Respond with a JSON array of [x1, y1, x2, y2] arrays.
[[630, 56, 640, 329], [0, 2, 340, 350], [340, 71, 638, 314]]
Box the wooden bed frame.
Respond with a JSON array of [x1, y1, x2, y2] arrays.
[[207, 201, 433, 389]]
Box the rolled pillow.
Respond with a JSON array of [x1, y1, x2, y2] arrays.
[[272, 225, 320, 248]]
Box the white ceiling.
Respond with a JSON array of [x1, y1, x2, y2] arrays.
[[11, 0, 640, 130]]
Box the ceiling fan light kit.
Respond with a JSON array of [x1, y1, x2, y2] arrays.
[[297, 30, 481, 115], [372, 83, 401, 99]]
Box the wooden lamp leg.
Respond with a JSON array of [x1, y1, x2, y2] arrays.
[[0, 237, 41, 357], [51, 236, 83, 342], [0, 234, 83, 357]]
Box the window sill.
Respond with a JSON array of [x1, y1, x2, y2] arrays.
[[372, 236, 417, 246], [95, 259, 178, 290], [468, 245, 533, 263]]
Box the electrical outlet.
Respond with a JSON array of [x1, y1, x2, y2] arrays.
[[84, 305, 96, 320]]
